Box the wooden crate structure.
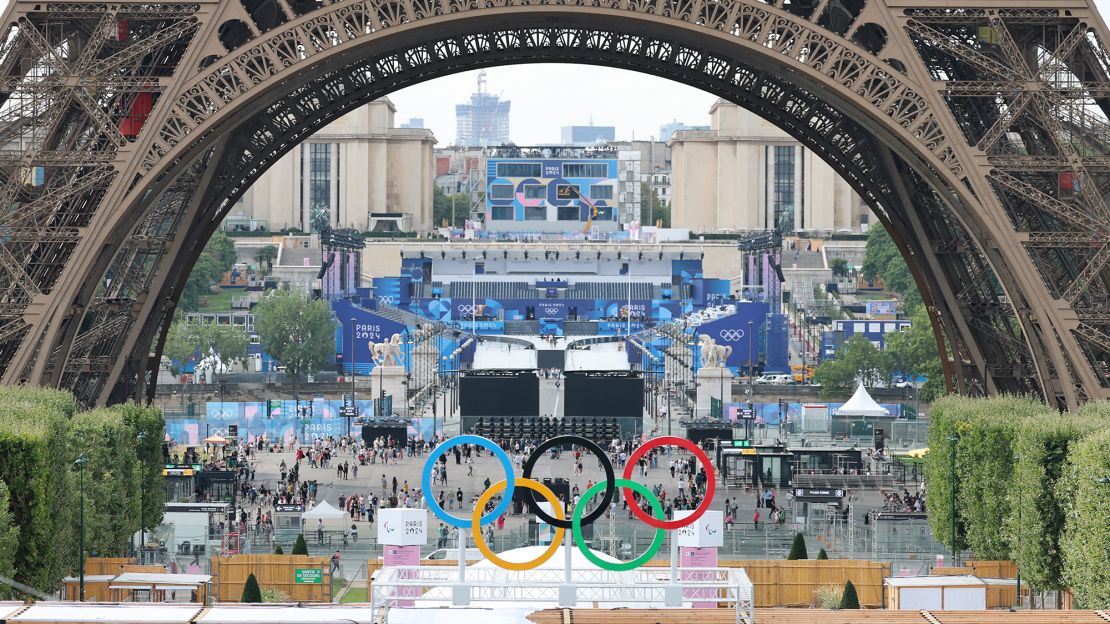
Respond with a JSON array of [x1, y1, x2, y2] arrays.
[[84, 557, 136, 575], [211, 555, 330, 602], [966, 560, 1018, 579], [709, 560, 887, 608]]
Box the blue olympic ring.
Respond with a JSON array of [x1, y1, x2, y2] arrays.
[[421, 435, 515, 528]]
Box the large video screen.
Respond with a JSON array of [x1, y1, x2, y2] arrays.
[[460, 372, 539, 417], [564, 373, 643, 419]]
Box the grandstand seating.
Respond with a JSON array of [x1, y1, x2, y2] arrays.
[[450, 281, 536, 299], [565, 282, 654, 300], [470, 416, 622, 445]]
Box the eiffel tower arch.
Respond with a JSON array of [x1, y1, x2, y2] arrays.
[[0, 0, 1107, 407]]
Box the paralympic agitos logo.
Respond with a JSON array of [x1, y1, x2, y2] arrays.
[[421, 435, 716, 571]]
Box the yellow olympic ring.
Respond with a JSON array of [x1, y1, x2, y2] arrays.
[[472, 477, 566, 571]]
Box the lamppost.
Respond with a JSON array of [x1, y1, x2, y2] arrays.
[[137, 431, 147, 563], [75, 453, 88, 601], [948, 434, 959, 565], [1014, 452, 1021, 608], [349, 317, 357, 438]]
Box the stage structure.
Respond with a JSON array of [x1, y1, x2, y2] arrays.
[[0, 0, 1108, 408]]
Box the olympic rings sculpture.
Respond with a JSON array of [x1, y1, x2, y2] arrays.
[[718, 329, 745, 341], [420, 434, 715, 571]]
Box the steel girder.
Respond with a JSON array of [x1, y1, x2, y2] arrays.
[[0, 0, 1105, 408]]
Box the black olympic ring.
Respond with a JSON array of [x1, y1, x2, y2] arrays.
[[521, 435, 615, 529]]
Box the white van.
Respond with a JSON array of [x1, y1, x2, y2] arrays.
[[760, 374, 793, 385], [424, 548, 483, 561]]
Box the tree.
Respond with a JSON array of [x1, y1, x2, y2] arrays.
[[255, 245, 278, 277], [273, 545, 284, 555], [925, 396, 1050, 561], [813, 334, 886, 396], [163, 319, 249, 378], [816, 548, 828, 560], [433, 185, 471, 228], [1010, 414, 1104, 592], [292, 534, 309, 555], [829, 258, 850, 278], [1059, 427, 1110, 608], [839, 580, 860, 609], [253, 290, 336, 406], [241, 573, 262, 603], [787, 532, 808, 560], [640, 182, 670, 227], [883, 304, 942, 393], [0, 387, 77, 591], [0, 483, 20, 599], [179, 231, 239, 313], [861, 226, 922, 311]]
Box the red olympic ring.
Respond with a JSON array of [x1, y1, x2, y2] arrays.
[[621, 435, 716, 530]]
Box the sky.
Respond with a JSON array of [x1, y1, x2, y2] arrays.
[[4, 0, 1110, 145], [387, 65, 718, 146]]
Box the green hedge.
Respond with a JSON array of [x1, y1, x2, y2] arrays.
[[1059, 427, 1110, 608], [0, 389, 76, 591], [1009, 414, 1106, 591], [0, 390, 165, 594], [925, 395, 1049, 558]]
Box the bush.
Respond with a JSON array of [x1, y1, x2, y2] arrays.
[[926, 396, 1047, 559], [292, 534, 308, 555], [0, 389, 77, 590], [813, 584, 842, 609], [273, 545, 284, 555], [839, 580, 860, 609], [261, 587, 290, 603], [787, 532, 808, 560], [817, 548, 828, 560], [1059, 427, 1110, 609], [241, 573, 262, 603], [1009, 413, 1105, 592]]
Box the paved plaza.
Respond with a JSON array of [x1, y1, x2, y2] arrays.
[[219, 403, 937, 580]]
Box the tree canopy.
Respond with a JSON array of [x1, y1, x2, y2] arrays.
[[254, 289, 336, 399], [433, 185, 471, 228], [254, 245, 278, 276], [861, 226, 921, 311], [640, 182, 670, 227], [163, 320, 249, 377], [179, 232, 238, 313]]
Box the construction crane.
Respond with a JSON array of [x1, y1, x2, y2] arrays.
[[565, 185, 602, 234]]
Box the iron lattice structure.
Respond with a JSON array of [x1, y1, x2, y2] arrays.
[[0, 0, 1107, 408]]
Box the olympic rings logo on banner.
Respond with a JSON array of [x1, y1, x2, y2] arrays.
[[543, 307, 562, 315], [378, 295, 395, 304], [420, 434, 716, 572], [457, 304, 479, 314], [718, 329, 745, 341]]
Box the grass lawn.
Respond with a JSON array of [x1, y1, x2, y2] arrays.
[[339, 586, 368, 603], [197, 290, 235, 312]]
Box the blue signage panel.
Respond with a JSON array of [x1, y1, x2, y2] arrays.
[[696, 302, 770, 369], [333, 300, 406, 372]]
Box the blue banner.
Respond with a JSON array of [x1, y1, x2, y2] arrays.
[[333, 300, 407, 373], [696, 302, 770, 370]]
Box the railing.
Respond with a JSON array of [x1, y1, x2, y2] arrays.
[[371, 565, 753, 624]]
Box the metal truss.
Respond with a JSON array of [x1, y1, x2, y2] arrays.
[[0, 0, 1105, 407]]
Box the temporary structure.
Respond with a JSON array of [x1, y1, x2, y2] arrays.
[[301, 500, 347, 537], [301, 501, 344, 520], [202, 435, 229, 445], [836, 383, 890, 417]]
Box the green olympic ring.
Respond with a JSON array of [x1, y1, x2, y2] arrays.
[[572, 478, 665, 571]]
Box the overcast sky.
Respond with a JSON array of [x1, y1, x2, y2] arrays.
[[388, 0, 1110, 145], [3, 0, 1110, 145], [388, 65, 719, 146]]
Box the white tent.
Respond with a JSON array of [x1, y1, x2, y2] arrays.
[[301, 501, 344, 519], [837, 383, 890, 417]]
